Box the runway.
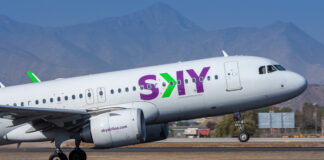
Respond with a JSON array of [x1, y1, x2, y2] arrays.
[[1, 138, 324, 160], [1, 147, 324, 152]]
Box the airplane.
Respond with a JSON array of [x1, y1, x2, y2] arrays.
[[0, 54, 307, 160]]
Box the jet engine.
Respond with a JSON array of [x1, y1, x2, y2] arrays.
[[80, 108, 146, 148], [145, 123, 168, 143]]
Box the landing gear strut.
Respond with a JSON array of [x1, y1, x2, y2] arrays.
[[233, 112, 250, 142], [49, 139, 68, 160], [69, 139, 87, 160], [49, 138, 87, 160]]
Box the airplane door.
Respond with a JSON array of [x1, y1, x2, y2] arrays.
[[224, 61, 242, 91], [85, 89, 94, 104], [97, 87, 106, 103]]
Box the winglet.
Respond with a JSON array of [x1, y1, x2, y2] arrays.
[[0, 82, 5, 88], [27, 71, 41, 83], [222, 50, 229, 57]]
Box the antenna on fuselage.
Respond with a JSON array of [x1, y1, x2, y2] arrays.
[[222, 50, 229, 57], [0, 82, 5, 88]]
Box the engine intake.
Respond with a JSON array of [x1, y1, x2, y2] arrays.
[[80, 108, 146, 148]]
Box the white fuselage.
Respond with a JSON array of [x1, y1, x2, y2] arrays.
[[0, 56, 307, 144]]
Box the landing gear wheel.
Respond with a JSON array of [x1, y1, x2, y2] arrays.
[[49, 152, 68, 160], [69, 149, 87, 160], [238, 131, 250, 142]]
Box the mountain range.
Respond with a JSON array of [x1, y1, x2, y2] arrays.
[[0, 2, 323, 109]]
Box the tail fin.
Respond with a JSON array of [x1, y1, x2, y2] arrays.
[[27, 71, 41, 83]]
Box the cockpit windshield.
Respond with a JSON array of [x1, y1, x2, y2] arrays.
[[258, 66, 265, 74], [259, 65, 286, 75], [274, 65, 286, 71], [267, 65, 276, 73]]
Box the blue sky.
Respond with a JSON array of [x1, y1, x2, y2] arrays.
[[1, 0, 324, 43]]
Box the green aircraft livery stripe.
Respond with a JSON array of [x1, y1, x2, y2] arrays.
[[160, 73, 177, 98], [27, 71, 40, 83]]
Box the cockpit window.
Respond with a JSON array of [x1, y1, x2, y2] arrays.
[[267, 65, 276, 73], [274, 65, 286, 71], [259, 66, 266, 74]]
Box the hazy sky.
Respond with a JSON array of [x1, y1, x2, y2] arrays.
[[0, 0, 324, 43]]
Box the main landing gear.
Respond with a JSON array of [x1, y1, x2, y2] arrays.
[[49, 139, 87, 160], [233, 112, 250, 142]]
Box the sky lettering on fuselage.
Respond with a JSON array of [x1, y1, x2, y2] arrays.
[[138, 67, 210, 100]]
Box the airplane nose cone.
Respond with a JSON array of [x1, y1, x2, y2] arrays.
[[287, 72, 307, 94]]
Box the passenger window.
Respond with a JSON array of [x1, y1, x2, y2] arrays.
[[57, 97, 61, 102], [259, 66, 266, 74], [43, 99, 46, 104], [72, 95, 76, 100], [111, 89, 114, 94], [50, 98, 54, 103], [79, 94, 83, 99], [125, 87, 129, 92], [21, 102, 24, 106], [170, 81, 174, 86], [147, 84, 151, 89], [267, 65, 276, 73], [140, 85, 144, 90], [199, 77, 203, 82], [118, 88, 121, 93], [35, 100, 39, 105], [185, 79, 188, 84], [192, 78, 196, 83], [162, 82, 166, 87], [65, 96, 68, 101], [99, 91, 104, 95], [177, 80, 181, 85], [215, 75, 218, 80], [87, 93, 91, 97], [207, 76, 210, 81], [133, 86, 136, 91], [13, 103, 17, 106]]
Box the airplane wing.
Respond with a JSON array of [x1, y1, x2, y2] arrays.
[[0, 105, 90, 128], [0, 105, 88, 119]]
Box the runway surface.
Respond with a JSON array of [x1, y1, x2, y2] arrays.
[[1, 138, 324, 160], [1, 147, 324, 152]]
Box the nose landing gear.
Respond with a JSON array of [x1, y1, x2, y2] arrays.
[[233, 112, 250, 142]]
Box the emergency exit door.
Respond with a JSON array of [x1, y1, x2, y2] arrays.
[[224, 61, 242, 91], [85, 88, 94, 104]]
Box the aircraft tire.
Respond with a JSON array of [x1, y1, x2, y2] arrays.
[[49, 152, 68, 160], [238, 131, 250, 142], [69, 149, 87, 160]]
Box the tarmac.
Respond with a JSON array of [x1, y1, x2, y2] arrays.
[[1, 138, 324, 160]]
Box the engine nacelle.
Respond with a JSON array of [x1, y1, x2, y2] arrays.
[[145, 123, 168, 143], [81, 108, 146, 148]]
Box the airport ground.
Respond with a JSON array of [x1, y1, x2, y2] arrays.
[[1, 138, 324, 160]]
